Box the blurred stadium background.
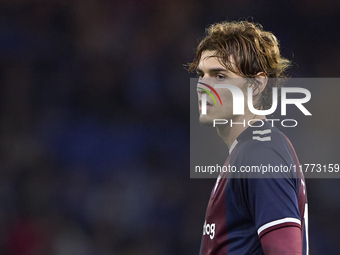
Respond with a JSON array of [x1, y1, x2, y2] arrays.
[[0, 0, 339, 254]]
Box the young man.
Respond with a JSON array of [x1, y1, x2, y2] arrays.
[[188, 21, 308, 254]]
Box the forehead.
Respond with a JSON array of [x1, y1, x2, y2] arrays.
[[197, 51, 242, 78], [197, 50, 223, 70]]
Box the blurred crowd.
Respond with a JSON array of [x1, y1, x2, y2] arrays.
[[0, 0, 339, 254]]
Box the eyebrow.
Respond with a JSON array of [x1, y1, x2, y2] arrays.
[[196, 68, 228, 73]]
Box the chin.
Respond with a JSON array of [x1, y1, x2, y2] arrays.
[[199, 115, 215, 127]]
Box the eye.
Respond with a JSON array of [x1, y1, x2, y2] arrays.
[[216, 74, 226, 81]]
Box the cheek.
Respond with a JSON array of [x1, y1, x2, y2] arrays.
[[216, 89, 233, 105]]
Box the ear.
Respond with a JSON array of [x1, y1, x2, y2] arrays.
[[254, 72, 268, 94]]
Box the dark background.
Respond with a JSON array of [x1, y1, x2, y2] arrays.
[[0, 0, 339, 254]]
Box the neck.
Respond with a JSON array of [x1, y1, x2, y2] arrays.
[[216, 114, 266, 149]]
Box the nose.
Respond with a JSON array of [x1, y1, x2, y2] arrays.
[[197, 82, 206, 95], [197, 85, 205, 94], [197, 80, 211, 91]]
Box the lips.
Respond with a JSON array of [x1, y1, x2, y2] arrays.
[[199, 100, 213, 107], [199, 100, 214, 113]]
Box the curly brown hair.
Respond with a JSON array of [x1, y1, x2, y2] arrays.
[[188, 21, 291, 110]]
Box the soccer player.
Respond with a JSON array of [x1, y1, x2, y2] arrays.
[[188, 21, 308, 254]]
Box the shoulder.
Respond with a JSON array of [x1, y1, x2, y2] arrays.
[[233, 125, 292, 164], [229, 123, 298, 179]]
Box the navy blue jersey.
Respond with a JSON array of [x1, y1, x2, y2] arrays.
[[200, 120, 308, 255]]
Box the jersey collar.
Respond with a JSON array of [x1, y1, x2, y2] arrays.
[[229, 139, 238, 154]]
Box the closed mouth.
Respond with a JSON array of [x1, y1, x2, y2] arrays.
[[199, 100, 213, 107]]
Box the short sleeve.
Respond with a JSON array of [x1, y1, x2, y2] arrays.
[[231, 142, 302, 239], [244, 177, 301, 238]]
